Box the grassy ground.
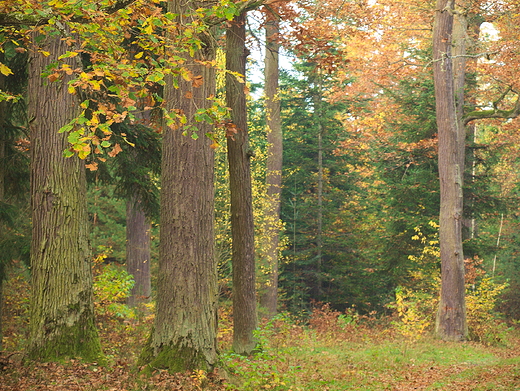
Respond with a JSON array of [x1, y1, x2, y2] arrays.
[[1, 269, 520, 390]]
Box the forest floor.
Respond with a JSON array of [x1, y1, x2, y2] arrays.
[[1, 272, 520, 390]]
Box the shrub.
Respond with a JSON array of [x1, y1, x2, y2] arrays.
[[93, 248, 135, 320], [390, 224, 511, 344]]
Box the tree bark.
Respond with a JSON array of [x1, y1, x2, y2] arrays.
[[226, 11, 258, 355], [433, 0, 468, 341], [138, 0, 218, 371], [126, 197, 151, 307], [27, 30, 102, 360], [0, 53, 5, 351], [260, 9, 282, 318]]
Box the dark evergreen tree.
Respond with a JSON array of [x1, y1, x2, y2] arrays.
[[0, 39, 30, 351], [279, 63, 384, 314]]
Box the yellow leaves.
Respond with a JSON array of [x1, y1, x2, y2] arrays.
[[143, 23, 153, 35], [58, 51, 79, 60], [90, 80, 102, 91], [134, 51, 144, 59], [0, 63, 13, 76]]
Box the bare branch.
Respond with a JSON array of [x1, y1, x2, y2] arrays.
[[464, 92, 520, 125]]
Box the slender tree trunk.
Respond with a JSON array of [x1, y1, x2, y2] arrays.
[[27, 31, 101, 360], [316, 114, 323, 297], [226, 11, 258, 355], [126, 197, 151, 307], [260, 10, 282, 318], [312, 77, 324, 298], [138, 0, 218, 371], [433, 0, 468, 341], [0, 57, 5, 351]]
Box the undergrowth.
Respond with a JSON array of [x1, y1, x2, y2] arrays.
[[1, 260, 519, 390]]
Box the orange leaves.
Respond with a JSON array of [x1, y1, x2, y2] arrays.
[[192, 74, 204, 88], [108, 143, 122, 157], [218, 121, 238, 141]]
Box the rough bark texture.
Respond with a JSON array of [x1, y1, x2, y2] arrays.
[[126, 197, 151, 307], [260, 11, 282, 318], [433, 0, 468, 341], [226, 11, 258, 355], [27, 31, 101, 360], [138, 0, 218, 372]]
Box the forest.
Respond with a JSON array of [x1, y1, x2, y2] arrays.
[[1, 0, 520, 389]]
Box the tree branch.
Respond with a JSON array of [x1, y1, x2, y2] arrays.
[[0, 0, 137, 26], [463, 92, 520, 125]]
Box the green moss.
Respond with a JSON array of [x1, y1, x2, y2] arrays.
[[27, 319, 104, 364], [139, 339, 212, 374]]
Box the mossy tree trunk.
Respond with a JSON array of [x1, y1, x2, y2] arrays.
[[226, 11, 258, 355], [260, 9, 282, 319], [138, 0, 218, 372], [126, 197, 151, 307], [27, 30, 102, 361], [433, 0, 468, 341]]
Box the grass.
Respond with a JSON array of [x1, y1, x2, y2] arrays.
[[218, 311, 520, 391]]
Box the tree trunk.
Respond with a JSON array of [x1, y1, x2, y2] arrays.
[[433, 0, 468, 341], [0, 54, 5, 351], [226, 11, 258, 355], [126, 197, 151, 307], [27, 31, 102, 360], [311, 75, 324, 299], [260, 10, 282, 318], [316, 106, 323, 297], [138, 0, 218, 371]]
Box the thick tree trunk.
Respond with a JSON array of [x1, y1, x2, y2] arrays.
[[27, 31, 101, 360], [433, 0, 468, 341], [260, 10, 283, 318], [126, 197, 151, 307], [226, 11, 258, 355], [138, 0, 218, 371]]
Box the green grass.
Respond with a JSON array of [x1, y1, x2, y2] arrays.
[[220, 315, 520, 391]]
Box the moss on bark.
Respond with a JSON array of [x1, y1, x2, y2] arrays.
[[139, 337, 212, 374], [27, 318, 103, 363]]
